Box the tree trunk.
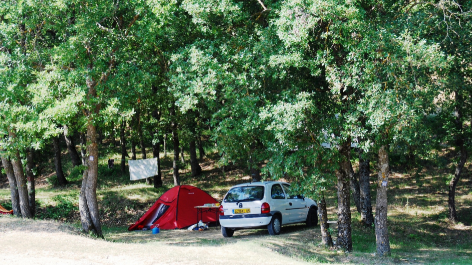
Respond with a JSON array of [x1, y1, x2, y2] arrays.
[[52, 136, 68, 186], [163, 134, 167, 157], [110, 121, 116, 147], [375, 145, 391, 257], [139, 128, 146, 160], [171, 107, 180, 186], [131, 139, 137, 160], [63, 125, 81, 167], [336, 140, 352, 252], [348, 160, 361, 213], [359, 158, 373, 226], [248, 157, 261, 182], [448, 144, 467, 222], [79, 169, 95, 233], [97, 129, 103, 145], [120, 119, 127, 174], [198, 136, 205, 161], [318, 196, 334, 247], [449, 90, 467, 222], [251, 167, 261, 182], [80, 133, 87, 165], [10, 150, 32, 218], [1, 157, 21, 217], [26, 149, 36, 217], [78, 74, 103, 238], [189, 139, 202, 177], [152, 140, 163, 188], [137, 118, 152, 185], [79, 119, 103, 238], [180, 146, 185, 164]]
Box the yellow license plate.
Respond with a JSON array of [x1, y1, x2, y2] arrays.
[[233, 208, 250, 214]]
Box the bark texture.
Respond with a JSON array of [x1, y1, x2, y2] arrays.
[[138, 118, 152, 185], [52, 136, 68, 186], [80, 133, 87, 165], [78, 74, 104, 238], [1, 157, 21, 217], [348, 160, 361, 213], [375, 145, 391, 256], [131, 140, 137, 160], [120, 119, 127, 174], [11, 150, 32, 218], [26, 149, 36, 217], [171, 107, 180, 186], [151, 109, 162, 188], [448, 144, 467, 222], [79, 169, 94, 233], [136, 110, 146, 161], [63, 125, 81, 167], [152, 141, 163, 188], [189, 139, 202, 177], [163, 134, 167, 157], [80, 120, 103, 237], [318, 197, 334, 247], [359, 158, 373, 226], [336, 140, 352, 252], [180, 146, 185, 164], [448, 90, 467, 222]]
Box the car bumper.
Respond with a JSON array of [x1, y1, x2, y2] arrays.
[[219, 213, 273, 228]]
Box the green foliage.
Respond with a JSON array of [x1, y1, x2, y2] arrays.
[[36, 195, 77, 220], [68, 166, 87, 183]]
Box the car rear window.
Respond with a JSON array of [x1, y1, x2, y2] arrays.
[[224, 186, 264, 202]]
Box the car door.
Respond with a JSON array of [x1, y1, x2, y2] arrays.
[[269, 184, 290, 224], [282, 184, 307, 222]]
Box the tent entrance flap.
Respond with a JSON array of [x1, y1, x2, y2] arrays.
[[152, 204, 170, 224]]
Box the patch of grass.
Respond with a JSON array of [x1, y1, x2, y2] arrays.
[[1, 200, 12, 210], [36, 194, 77, 221]]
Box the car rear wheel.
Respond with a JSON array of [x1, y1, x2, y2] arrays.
[[267, 215, 281, 235], [221, 226, 234, 237], [306, 206, 318, 227]]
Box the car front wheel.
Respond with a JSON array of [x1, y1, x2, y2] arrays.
[[267, 215, 281, 235], [221, 226, 234, 237]]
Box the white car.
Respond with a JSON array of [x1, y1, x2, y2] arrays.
[[218, 181, 318, 237]]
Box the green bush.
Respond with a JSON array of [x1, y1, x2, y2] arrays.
[[36, 195, 77, 220]]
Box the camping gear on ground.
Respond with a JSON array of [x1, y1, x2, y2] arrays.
[[128, 158, 158, 181], [128, 185, 219, 231], [152, 226, 160, 234], [187, 220, 209, 231], [0, 205, 13, 215]]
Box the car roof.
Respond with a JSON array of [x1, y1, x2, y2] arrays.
[[230, 181, 290, 188]]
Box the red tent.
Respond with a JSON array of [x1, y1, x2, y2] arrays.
[[0, 205, 13, 215], [128, 185, 219, 231]]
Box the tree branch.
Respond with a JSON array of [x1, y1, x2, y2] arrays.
[[257, 0, 267, 11]]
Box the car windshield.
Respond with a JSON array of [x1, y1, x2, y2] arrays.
[[224, 186, 264, 202]]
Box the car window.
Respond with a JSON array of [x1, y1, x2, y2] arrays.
[[271, 184, 285, 199], [224, 186, 264, 202], [282, 184, 303, 199]]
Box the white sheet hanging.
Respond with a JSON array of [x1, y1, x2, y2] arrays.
[[128, 158, 158, 181]]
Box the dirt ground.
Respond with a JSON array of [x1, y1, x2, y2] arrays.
[[0, 216, 345, 265]]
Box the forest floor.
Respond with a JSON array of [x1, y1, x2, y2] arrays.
[[1, 146, 472, 264]]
